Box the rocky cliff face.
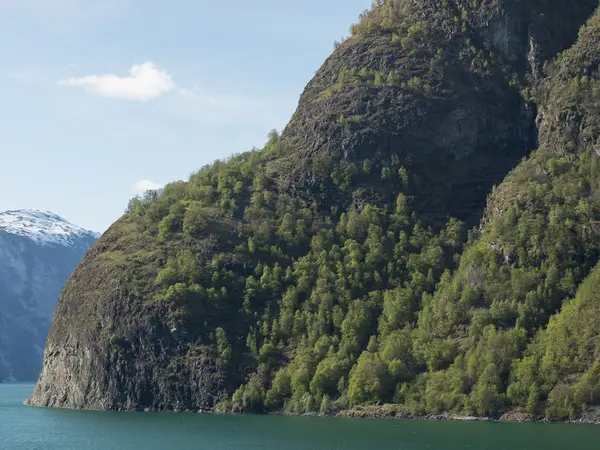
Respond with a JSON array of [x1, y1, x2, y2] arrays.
[[274, 0, 597, 225], [26, 217, 228, 410], [27, 0, 600, 420], [0, 210, 98, 381]]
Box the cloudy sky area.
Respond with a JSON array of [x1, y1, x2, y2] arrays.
[[0, 0, 371, 232]]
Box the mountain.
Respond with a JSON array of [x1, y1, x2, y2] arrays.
[[0, 210, 99, 381], [28, 0, 600, 421]]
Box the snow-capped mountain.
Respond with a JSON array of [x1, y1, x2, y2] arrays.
[[0, 210, 99, 381], [0, 210, 100, 246]]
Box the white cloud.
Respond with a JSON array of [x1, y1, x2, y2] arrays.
[[59, 62, 175, 101], [133, 180, 164, 192]]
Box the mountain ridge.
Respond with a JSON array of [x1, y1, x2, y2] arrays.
[[0, 210, 100, 247]]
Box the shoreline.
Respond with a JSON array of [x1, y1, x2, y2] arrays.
[[325, 405, 600, 425], [265, 404, 600, 425], [202, 405, 600, 425], [20, 386, 600, 425]]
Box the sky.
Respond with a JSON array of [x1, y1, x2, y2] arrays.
[[0, 0, 372, 233]]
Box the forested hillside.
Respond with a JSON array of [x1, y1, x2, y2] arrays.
[[29, 0, 600, 421]]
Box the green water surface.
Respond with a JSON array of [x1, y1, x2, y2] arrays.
[[1, 383, 599, 449]]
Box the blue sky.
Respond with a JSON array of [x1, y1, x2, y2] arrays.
[[0, 0, 371, 232]]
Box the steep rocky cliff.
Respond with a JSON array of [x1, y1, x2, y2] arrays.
[[274, 0, 596, 225], [28, 0, 600, 420], [0, 210, 98, 381]]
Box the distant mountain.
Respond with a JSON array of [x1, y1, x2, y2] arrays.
[[0, 210, 99, 381]]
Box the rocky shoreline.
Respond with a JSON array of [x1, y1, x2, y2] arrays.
[[34, 399, 600, 425], [181, 403, 600, 425], [330, 405, 600, 425]]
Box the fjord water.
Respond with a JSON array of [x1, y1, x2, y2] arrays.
[[2, 384, 600, 450]]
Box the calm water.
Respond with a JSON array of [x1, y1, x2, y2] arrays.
[[2, 384, 600, 450]]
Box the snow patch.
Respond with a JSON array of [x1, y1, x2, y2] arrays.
[[0, 210, 100, 247]]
